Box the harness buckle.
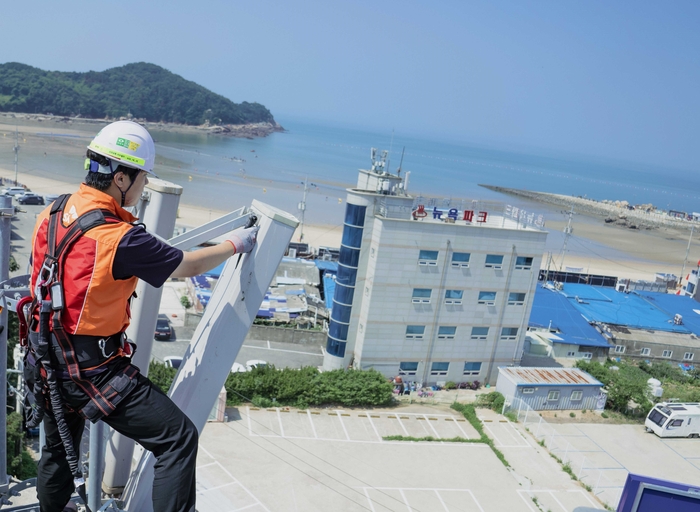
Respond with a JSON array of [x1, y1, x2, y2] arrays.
[[35, 261, 56, 297], [98, 338, 114, 359]]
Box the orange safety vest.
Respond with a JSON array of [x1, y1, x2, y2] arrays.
[[30, 184, 138, 336]]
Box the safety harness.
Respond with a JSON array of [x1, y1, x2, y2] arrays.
[[19, 194, 141, 510]]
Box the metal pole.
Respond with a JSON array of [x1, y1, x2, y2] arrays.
[[88, 421, 105, 510], [13, 127, 19, 185], [102, 179, 182, 494], [0, 195, 11, 491], [680, 225, 694, 293], [121, 200, 298, 511]]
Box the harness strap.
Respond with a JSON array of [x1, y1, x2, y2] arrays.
[[52, 317, 117, 418]]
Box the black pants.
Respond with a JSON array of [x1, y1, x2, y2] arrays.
[[37, 362, 198, 512]]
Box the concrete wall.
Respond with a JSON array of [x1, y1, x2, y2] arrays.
[[185, 311, 325, 345]]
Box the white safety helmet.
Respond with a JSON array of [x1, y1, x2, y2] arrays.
[[87, 120, 157, 176]]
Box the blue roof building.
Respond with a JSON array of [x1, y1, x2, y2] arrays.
[[529, 283, 700, 368]]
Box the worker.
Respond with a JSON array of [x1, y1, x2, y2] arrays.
[[27, 120, 258, 512]]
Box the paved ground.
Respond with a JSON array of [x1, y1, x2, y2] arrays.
[[195, 405, 605, 512]]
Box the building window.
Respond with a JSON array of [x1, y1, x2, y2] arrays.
[[515, 256, 533, 270], [445, 289, 463, 304], [566, 351, 576, 357], [641, 348, 651, 356], [478, 291, 497, 305], [614, 345, 625, 354], [470, 327, 489, 340], [547, 390, 560, 401], [431, 362, 449, 376], [684, 352, 694, 361], [412, 288, 432, 304], [500, 327, 518, 340], [437, 326, 456, 339], [463, 362, 482, 376], [342, 225, 363, 249], [485, 254, 504, 269], [522, 388, 535, 394], [451, 252, 471, 268], [405, 325, 425, 339], [582, 352, 593, 359], [662, 350, 673, 358], [571, 390, 583, 401], [418, 250, 438, 266], [344, 203, 366, 227], [399, 362, 419, 376], [507, 292, 525, 305]]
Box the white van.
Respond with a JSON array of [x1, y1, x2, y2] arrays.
[[645, 402, 700, 438]]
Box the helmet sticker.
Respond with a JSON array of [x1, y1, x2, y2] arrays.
[[116, 137, 141, 152]]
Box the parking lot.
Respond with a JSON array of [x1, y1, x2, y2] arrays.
[[195, 405, 606, 512]]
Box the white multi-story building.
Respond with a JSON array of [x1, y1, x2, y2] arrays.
[[323, 153, 548, 385]]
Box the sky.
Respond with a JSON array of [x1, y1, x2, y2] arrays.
[[1, 1, 699, 171]]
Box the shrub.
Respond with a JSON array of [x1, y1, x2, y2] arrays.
[[475, 391, 505, 412], [444, 381, 457, 390], [224, 366, 394, 408], [601, 412, 609, 419], [180, 295, 191, 309], [570, 412, 576, 418], [582, 409, 587, 413], [148, 360, 177, 394], [6, 412, 37, 480]]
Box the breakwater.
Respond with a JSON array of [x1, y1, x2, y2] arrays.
[[480, 185, 696, 232]]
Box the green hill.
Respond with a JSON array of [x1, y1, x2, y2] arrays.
[[0, 62, 275, 126]]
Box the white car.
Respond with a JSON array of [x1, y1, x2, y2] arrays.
[[231, 362, 247, 373], [1, 187, 28, 196], [245, 359, 268, 371], [164, 355, 183, 369]]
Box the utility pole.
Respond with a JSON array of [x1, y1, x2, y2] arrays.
[[558, 207, 575, 271], [13, 126, 20, 185], [680, 225, 695, 293], [297, 176, 316, 243]]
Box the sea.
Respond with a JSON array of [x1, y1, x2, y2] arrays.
[[3, 116, 699, 260], [149, 117, 700, 220]]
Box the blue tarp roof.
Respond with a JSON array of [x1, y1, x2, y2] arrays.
[[530, 286, 610, 348], [634, 291, 700, 335], [315, 260, 338, 273], [323, 274, 336, 311], [202, 262, 225, 278], [561, 284, 690, 334]]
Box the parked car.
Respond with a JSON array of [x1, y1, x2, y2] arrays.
[[1, 187, 28, 196], [154, 315, 173, 341], [16, 193, 45, 205], [231, 362, 247, 373], [164, 355, 182, 369], [44, 193, 61, 204], [245, 359, 268, 371]]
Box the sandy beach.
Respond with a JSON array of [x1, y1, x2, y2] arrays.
[[1, 115, 698, 286]]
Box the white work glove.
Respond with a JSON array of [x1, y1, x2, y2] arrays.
[[227, 225, 259, 254]]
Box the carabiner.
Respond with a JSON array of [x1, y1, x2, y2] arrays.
[[98, 338, 114, 359]]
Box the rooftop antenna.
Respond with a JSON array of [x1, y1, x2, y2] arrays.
[[397, 146, 405, 177]]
